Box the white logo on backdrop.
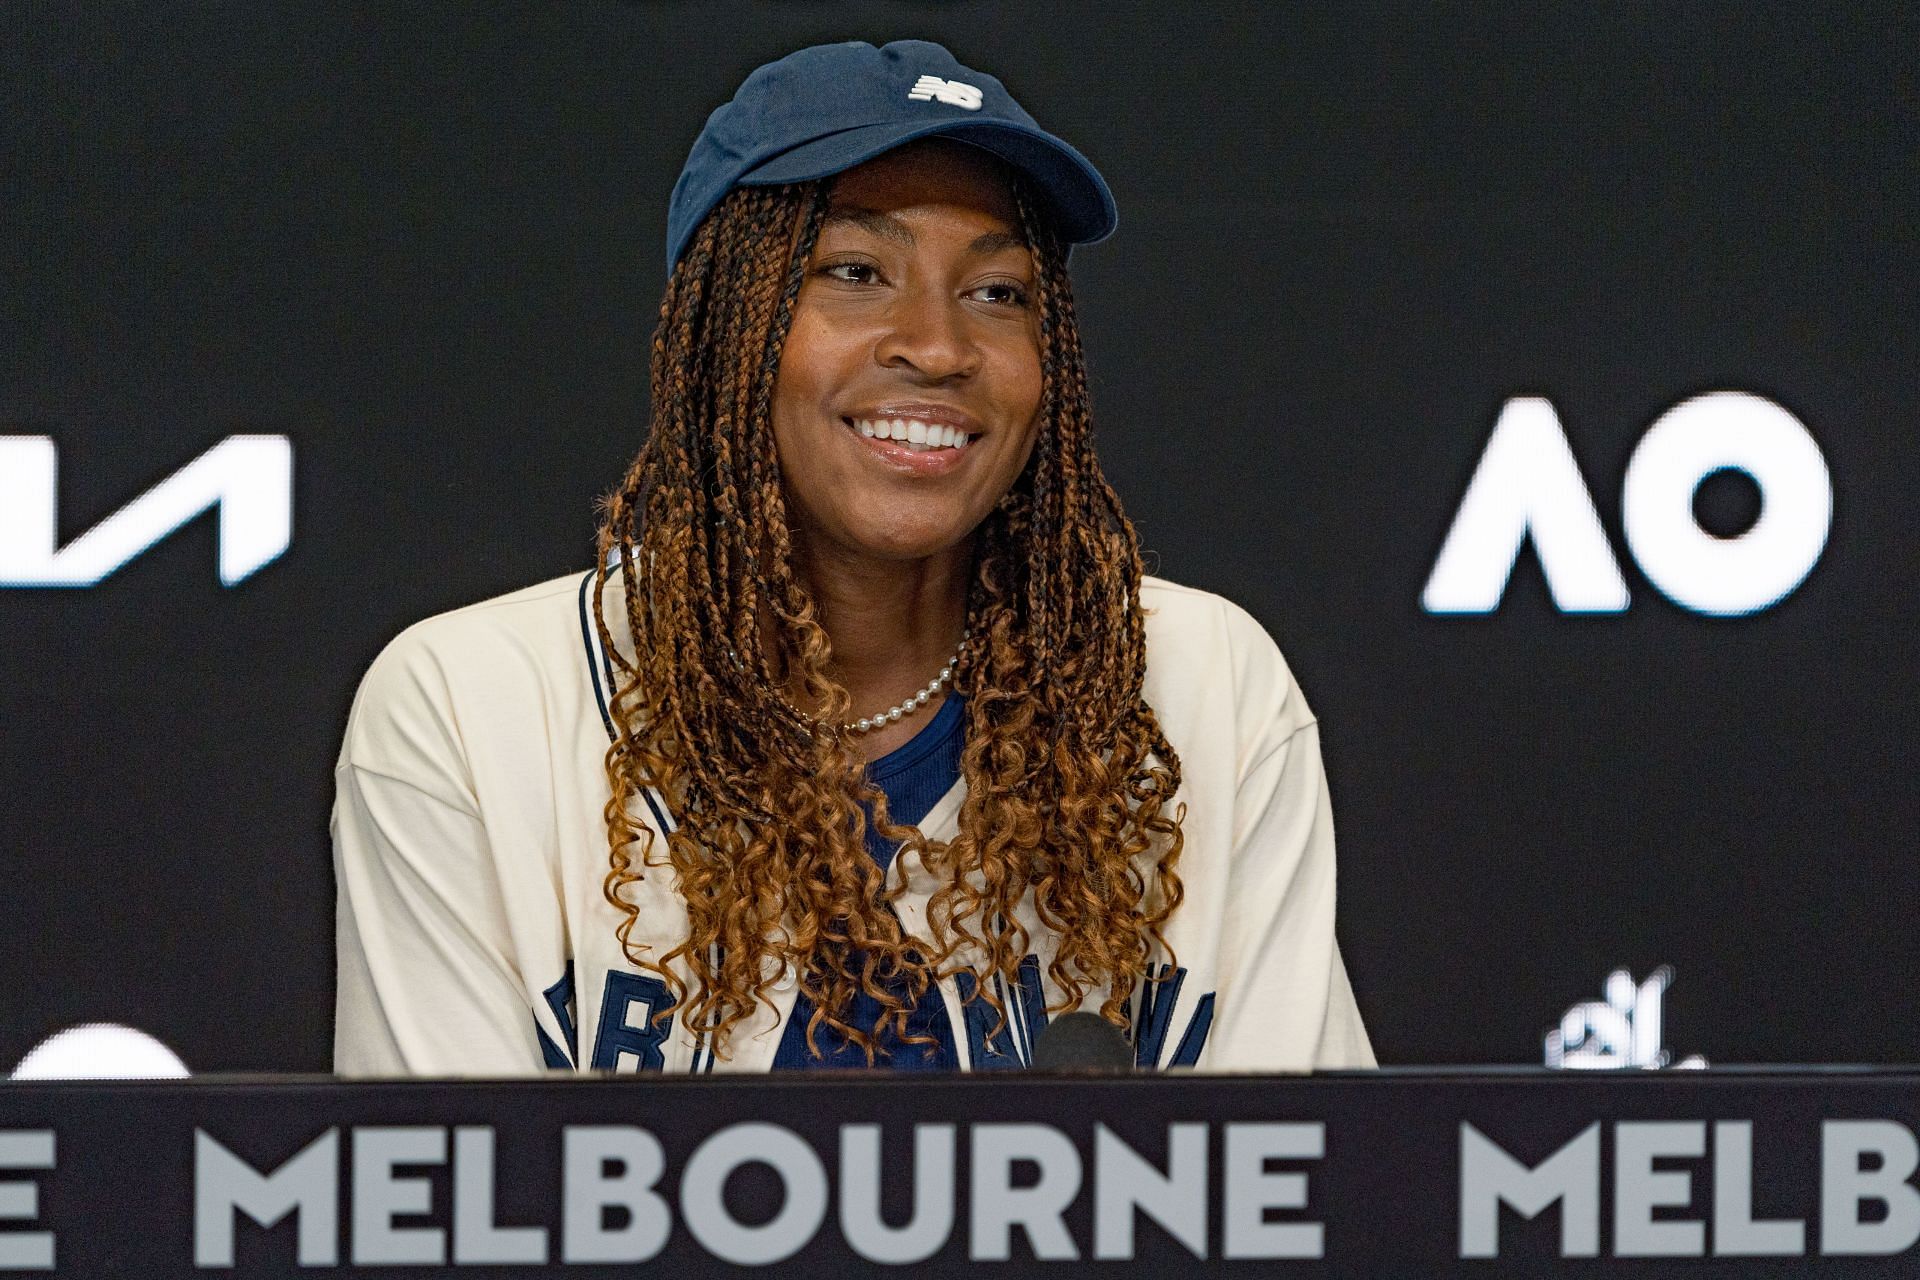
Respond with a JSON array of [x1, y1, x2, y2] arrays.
[[1544, 966, 1707, 1069], [0, 435, 292, 587], [907, 75, 983, 110], [1423, 391, 1831, 617], [9, 1022, 191, 1080]]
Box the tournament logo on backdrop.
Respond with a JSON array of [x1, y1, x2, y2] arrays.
[[0, 435, 293, 588], [1422, 392, 1831, 617], [1542, 966, 1706, 1070]]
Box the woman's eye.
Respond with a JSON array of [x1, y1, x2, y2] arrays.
[[820, 261, 879, 285], [973, 281, 1031, 307]]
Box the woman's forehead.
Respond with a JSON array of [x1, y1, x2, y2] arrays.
[[824, 138, 1023, 227]]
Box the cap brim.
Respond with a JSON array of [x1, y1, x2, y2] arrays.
[[739, 118, 1118, 247]]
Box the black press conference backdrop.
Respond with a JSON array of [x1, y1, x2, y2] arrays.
[[2, 3, 1915, 1073]]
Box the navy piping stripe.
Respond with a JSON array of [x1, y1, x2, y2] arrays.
[[705, 945, 720, 1073], [640, 788, 674, 835], [579, 567, 677, 838], [990, 913, 1030, 1066], [689, 943, 722, 1074], [582, 565, 697, 1069], [577, 570, 616, 742], [995, 971, 1025, 1065], [1010, 979, 1026, 1066], [691, 944, 708, 1076], [690, 950, 705, 1074], [593, 548, 622, 690]]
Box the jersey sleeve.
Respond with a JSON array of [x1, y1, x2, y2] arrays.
[[1203, 603, 1376, 1071], [331, 628, 550, 1077]]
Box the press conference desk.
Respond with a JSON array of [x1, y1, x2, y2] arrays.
[[2, 1068, 1915, 1276]]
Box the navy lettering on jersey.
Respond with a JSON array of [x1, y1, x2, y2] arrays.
[[535, 963, 579, 1069], [590, 972, 675, 1071], [954, 956, 1049, 1069], [954, 971, 1018, 1070], [1131, 963, 1185, 1067], [1168, 991, 1215, 1067], [1130, 964, 1216, 1067]]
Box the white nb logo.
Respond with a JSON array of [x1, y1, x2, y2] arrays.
[[907, 74, 983, 111]]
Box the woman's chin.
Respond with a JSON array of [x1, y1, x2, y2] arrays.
[[831, 509, 979, 564]]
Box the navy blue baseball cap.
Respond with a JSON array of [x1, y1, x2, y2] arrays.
[[665, 39, 1118, 272]]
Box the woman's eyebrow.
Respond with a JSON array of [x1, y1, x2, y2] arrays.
[[967, 229, 1029, 256], [822, 205, 1029, 256]]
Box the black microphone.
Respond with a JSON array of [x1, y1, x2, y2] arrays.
[[1029, 1011, 1134, 1072]]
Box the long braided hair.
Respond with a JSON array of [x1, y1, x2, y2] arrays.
[[593, 170, 1185, 1062]]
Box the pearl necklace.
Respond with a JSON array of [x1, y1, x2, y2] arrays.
[[780, 632, 966, 736]]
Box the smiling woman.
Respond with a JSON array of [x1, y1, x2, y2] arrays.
[[331, 40, 1373, 1075]]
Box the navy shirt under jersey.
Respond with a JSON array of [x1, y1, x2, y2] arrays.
[[771, 693, 965, 1070]]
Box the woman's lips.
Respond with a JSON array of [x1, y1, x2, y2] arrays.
[[849, 415, 977, 450], [842, 416, 978, 475]]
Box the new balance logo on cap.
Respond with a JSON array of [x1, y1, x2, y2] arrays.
[[666, 41, 1117, 271], [908, 75, 983, 110]]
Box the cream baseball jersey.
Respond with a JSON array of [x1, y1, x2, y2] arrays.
[[331, 569, 1374, 1075]]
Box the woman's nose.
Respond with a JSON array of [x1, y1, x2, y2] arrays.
[[874, 287, 981, 381]]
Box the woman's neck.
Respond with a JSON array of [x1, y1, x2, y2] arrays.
[[786, 537, 971, 759]]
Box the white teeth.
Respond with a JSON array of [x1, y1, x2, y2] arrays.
[[849, 417, 977, 449]]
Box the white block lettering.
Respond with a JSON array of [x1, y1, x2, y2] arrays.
[[969, 1123, 1082, 1261], [1093, 1122, 1208, 1260], [680, 1122, 827, 1265], [1614, 1121, 1704, 1256], [0, 1130, 56, 1271], [560, 1126, 670, 1264], [352, 1127, 446, 1265], [1222, 1122, 1323, 1259], [1821, 1121, 1920, 1255], [1712, 1121, 1804, 1256], [839, 1124, 954, 1264], [194, 1128, 337, 1267], [1459, 1122, 1600, 1258], [452, 1126, 547, 1264]]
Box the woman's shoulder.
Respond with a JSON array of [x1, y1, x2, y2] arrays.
[[357, 569, 601, 695], [338, 568, 611, 778], [382, 568, 602, 658], [1139, 573, 1318, 745]]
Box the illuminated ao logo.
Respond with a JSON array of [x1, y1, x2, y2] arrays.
[[1422, 392, 1831, 617], [0, 435, 292, 587]]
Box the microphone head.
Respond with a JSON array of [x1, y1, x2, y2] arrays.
[[1030, 1011, 1134, 1072]]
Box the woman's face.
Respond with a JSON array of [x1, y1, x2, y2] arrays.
[[770, 138, 1044, 565]]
